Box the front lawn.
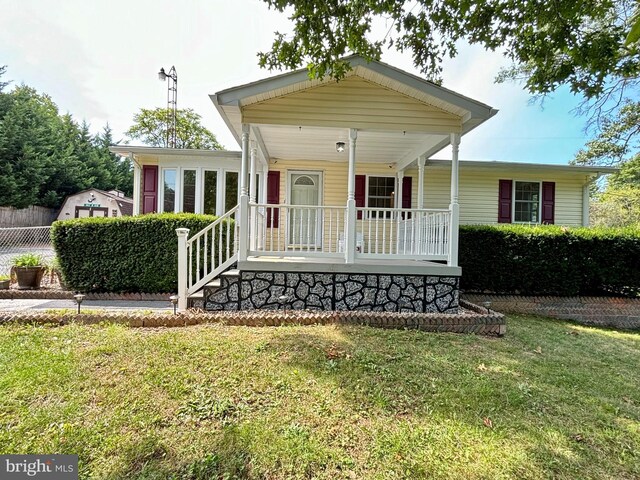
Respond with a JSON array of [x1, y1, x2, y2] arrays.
[[0, 316, 639, 479]]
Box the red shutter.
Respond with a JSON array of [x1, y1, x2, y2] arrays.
[[402, 176, 412, 219], [266, 170, 280, 228], [142, 165, 158, 214], [355, 175, 366, 220], [498, 179, 512, 223], [541, 181, 555, 224]]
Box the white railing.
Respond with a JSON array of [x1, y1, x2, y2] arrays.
[[186, 205, 238, 294], [355, 207, 450, 260], [248, 203, 346, 256]]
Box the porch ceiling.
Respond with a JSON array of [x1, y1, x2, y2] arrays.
[[256, 124, 447, 164]]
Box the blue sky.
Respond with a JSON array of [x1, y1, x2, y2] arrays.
[[0, 0, 590, 164]]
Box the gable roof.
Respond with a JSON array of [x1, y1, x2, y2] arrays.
[[211, 55, 497, 151], [58, 188, 134, 216]]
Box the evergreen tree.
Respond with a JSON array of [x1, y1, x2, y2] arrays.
[[0, 73, 134, 209]]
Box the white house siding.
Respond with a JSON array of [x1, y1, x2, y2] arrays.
[[269, 161, 588, 227], [129, 150, 590, 227], [405, 164, 589, 226], [241, 76, 463, 134]]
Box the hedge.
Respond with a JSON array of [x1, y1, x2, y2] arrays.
[[459, 224, 640, 297], [51, 214, 232, 293]]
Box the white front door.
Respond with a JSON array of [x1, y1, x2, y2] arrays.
[[288, 172, 322, 247]]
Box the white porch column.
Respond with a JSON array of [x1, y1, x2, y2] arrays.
[[449, 133, 460, 267], [345, 128, 358, 264], [176, 227, 190, 311], [396, 170, 404, 209], [238, 124, 250, 262], [131, 155, 141, 216], [248, 142, 258, 251], [249, 142, 258, 203], [240, 124, 250, 196], [417, 155, 426, 209]]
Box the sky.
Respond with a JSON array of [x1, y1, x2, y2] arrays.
[[0, 0, 592, 164]]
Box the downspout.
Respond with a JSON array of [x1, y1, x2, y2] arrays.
[[582, 172, 606, 227]]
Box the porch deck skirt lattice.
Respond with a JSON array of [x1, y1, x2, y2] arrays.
[[203, 271, 460, 313]]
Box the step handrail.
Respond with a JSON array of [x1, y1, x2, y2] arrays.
[[186, 205, 239, 294]]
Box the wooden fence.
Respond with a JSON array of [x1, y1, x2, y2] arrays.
[[0, 206, 58, 227]]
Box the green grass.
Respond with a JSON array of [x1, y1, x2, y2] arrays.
[[0, 316, 639, 479]]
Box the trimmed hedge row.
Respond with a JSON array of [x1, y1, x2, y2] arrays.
[[459, 225, 640, 297], [51, 214, 228, 293]]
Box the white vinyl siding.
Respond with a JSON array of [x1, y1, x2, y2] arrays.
[[241, 76, 462, 134], [408, 166, 586, 226]]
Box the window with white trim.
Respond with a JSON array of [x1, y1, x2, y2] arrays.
[[162, 169, 177, 213], [514, 181, 540, 223], [182, 169, 197, 213], [367, 176, 395, 217]]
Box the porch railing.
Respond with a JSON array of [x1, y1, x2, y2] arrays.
[[248, 203, 346, 256], [355, 207, 450, 260], [185, 205, 238, 294], [246, 203, 451, 261]]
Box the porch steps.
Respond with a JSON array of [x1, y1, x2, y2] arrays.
[[187, 270, 238, 310]]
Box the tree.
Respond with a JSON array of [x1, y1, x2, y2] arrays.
[[584, 146, 640, 226], [0, 79, 134, 208], [575, 100, 640, 167], [125, 108, 223, 150], [257, 0, 639, 103]]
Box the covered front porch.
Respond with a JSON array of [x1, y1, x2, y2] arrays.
[[177, 57, 496, 311]]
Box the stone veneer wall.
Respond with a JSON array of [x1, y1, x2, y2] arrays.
[[206, 271, 459, 313], [464, 294, 640, 330]]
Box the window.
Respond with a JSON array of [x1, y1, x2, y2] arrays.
[[367, 176, 395, 217], [163, 169, 177, 213], [225, 171, 239, 212], [514, 181, 540, 223], [182, 169, 197, 213], [203, 170, 217, 215]]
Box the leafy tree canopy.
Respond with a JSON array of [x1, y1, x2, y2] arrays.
[[0, 67, 133, 209], [125, 108, 223, 150], [258, 0, 639, 102], [575, 100, 640, 166]]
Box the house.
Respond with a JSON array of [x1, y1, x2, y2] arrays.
[[57, 188, 133, 220], [110, 56, 615, 312]]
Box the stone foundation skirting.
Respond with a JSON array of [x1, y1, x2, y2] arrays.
[[206, 271, 460, 313], [0, 301, 505, 335], [464, 294, 640, 330]]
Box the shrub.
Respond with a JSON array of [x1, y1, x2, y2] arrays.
[[51, 214, 232, 293], [459, 224, 640, 297]]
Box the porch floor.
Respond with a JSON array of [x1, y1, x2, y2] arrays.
[[239, 256, 461, 276]]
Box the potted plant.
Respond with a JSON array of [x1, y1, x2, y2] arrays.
[[0, 274, 9, 290], [11, 253, 46, 290]]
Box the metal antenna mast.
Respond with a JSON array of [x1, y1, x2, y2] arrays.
[[158, 66, 178, 148]]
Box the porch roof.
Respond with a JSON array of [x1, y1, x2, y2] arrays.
[[211, 56, 497, 166]]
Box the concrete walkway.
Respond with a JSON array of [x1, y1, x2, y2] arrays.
[[0, 298, 172, 313]]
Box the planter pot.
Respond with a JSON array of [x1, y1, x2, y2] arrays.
[[14, 266, 44, 290], [0, 280, 9, 290]]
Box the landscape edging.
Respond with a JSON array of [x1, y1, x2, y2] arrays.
[[0, 290, 172, 301], [464, 294, 640, 330], [0, 300, 506, 335]]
